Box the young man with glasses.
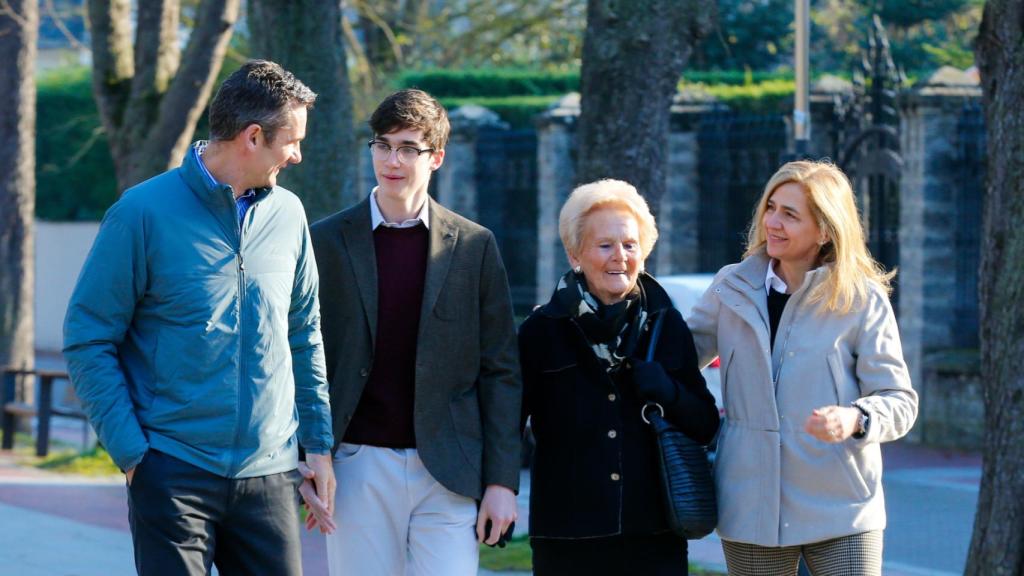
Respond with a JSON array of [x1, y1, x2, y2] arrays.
[[309, 89, 522, 575]]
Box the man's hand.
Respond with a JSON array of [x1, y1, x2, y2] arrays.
[[125, 466, 136, 486], [476, 484, 517, 545], [299, 453, 337, 534], [804, 405, 861, 443]]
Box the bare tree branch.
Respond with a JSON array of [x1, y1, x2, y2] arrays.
[[42, 0, 87, 51], [142, 0, 239, 177]]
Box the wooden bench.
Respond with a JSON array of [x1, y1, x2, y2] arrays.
[[1, 368, 88, 457]]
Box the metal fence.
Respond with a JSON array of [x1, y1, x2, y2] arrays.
[[953, 103, 986, 348], [475, 128, 539, 314], [697, 112, 789, 273]]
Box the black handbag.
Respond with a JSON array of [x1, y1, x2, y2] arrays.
[[640, 313, 717, 540]]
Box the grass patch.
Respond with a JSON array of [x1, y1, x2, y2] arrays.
[[477, 536, 727, 574], [36, 445, 121, 476], [690, 565, 728, 575], [479, 536, 532, 571]]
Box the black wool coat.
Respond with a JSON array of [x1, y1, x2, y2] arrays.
[[520, 273, 720, 539]]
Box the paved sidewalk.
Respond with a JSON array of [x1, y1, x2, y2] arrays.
[[0, 438, 981, 576]]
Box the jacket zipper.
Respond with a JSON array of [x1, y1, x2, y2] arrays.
[[230, 200, 251, 475]]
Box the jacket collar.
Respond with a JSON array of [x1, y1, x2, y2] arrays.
[[725, 250, 830, 297], [339, 196, 379, 342], [417, 197, 459, 338], [181, 141, 273, 210], [537, 271, 674, 319]]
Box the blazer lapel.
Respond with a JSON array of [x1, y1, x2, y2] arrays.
[[339, 199, 379, 343], [419, 199, 458, 330]]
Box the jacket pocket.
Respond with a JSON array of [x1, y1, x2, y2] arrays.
[[718, 348, 735, 415], [540, 361, 577, 375], [830, 443, 871, 501], [333, 442, 366, 463], [826, 350, 851, 405], [449, 387, 483, 476], [433, 269, 476, 321]]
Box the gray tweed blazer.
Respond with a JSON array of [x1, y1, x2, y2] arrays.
[[310, 196, 522, 499]]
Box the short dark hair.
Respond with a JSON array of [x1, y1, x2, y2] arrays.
[[369, 89, 450, 150], [208, 60, 316, 143]]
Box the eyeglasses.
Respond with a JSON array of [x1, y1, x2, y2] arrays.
[[367, 140, 435, 164]]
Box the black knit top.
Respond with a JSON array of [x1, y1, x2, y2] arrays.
[[767, 287, 792, 350]]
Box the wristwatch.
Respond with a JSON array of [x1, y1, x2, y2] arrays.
[[851, 403, 870, 439]]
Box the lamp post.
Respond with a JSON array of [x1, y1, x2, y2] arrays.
[[793, 0, 810, 157]]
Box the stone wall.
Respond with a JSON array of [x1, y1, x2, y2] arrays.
[[917, 350, 983, 450], [896, 68, 983, 443]]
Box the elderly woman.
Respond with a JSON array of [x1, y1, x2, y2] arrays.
[[688, 161, 918, 576], [519, 179, 720, 575]]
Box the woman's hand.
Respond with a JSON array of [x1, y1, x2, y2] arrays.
[[804, 405, 861, 443], [631, 360, 679, 406]]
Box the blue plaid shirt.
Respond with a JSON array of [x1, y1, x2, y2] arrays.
[[193, 142, 256, 230]]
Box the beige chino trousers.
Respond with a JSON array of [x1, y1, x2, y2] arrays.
[[326, 443, 479, 576]]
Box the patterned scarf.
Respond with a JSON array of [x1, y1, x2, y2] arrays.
[[555, 269, 648, 373]]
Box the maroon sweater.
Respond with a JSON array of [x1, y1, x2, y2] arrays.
[[342, 224, 428, 448]]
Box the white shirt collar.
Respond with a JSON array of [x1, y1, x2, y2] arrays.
[[765, 259, 789, 294], [369, 188, 430, 230]]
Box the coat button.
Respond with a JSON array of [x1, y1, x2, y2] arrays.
[[359, 368, 369, 377], [607, 430, 617, 439], [610, 473, 621, 481], [608, 393, 617, 402]]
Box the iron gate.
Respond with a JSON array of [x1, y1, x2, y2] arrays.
[[475, 128, 539, 314]]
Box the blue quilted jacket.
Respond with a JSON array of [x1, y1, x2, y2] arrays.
[[64, 144, 333, 478]]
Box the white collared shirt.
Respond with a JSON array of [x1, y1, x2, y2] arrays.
[[369, 188, 430, 231], [765, 260, 789, 295]]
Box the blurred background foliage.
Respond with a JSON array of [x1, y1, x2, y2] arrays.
[[37, 0, 982, 220]]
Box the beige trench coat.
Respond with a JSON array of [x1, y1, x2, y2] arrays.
[[687, 252, 918, 547]]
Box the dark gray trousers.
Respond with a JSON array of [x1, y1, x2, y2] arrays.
[[127, 449, 303, 576]]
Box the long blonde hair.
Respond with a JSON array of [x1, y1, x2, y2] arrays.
[[744, 160, 894, 314]]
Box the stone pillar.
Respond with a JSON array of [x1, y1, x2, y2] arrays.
[[809, 75, 855, 160], [436, 105, 509, 220], [898, 67, 981, 432], [658, 103, 710, 274], [535, 94, 579, 303]]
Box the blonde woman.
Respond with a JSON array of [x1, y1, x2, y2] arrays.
[[520, 179, 719, 575], [688, 161, 918, 576]]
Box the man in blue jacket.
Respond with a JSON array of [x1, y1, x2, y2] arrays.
[[63, 60, 335, 576]]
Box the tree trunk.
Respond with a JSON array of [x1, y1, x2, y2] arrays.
[[966, 1, 1024, 574], [0, 0, 37, 405], [88, 0, 240, 192], [249, 0, 355, 220], [577, 0, 714, 215]]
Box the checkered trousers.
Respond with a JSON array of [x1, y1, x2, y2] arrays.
[[721, 530, 883, 576]]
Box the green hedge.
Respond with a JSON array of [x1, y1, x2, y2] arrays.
[[701, 79, 796, 113], [439, 95, 562, 128], [398, 68, 797, 98], [36, 66, 118, 221], [36, 67, 801, 220], [439, 81, 796, 126], [398, 69, 579, 98]]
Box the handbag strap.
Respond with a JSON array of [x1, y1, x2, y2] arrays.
[[642, 312, 667, 425], [645, 312, 666, 363]]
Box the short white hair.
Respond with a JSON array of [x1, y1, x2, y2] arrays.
[[558, 179, 658, 260]]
